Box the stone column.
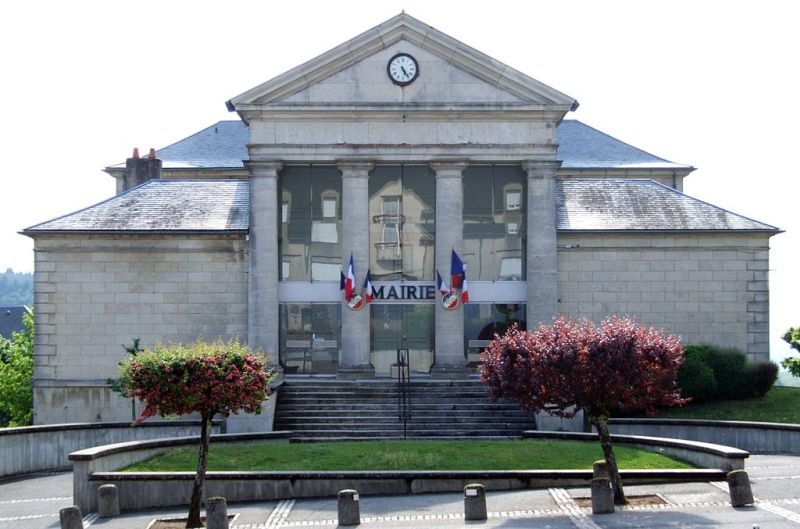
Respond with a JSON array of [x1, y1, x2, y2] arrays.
[[247, 161, 282, 369], [338, 162, 375, 379], [523, 160, 561, 328], [431, 161, 468, 378]]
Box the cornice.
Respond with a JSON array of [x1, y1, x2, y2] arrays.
[[237, 106, 571, 123], [248, 142, 558, 163]]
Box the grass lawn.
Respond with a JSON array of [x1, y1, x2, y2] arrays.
[[123, 439, 693, 472], [650, 386, 800, 423]]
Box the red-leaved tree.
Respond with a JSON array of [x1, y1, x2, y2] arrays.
[[119, 340, 272, 528], [480, 316, 685, 504]]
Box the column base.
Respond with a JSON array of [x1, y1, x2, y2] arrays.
[[429, 364, 469, 380], [337, 364, 376, 380]]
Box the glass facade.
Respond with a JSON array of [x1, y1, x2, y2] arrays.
[[463, 303, 526, 366], [370, 304, 435, 376], [279, 165, 342, 281], [462, 165, 527, 281], [279, 303, 341, 374], [369, 165, 436, 281], [275, 163, 530, 375]]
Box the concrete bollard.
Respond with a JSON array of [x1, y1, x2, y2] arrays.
[[593, 460, 609, 479], [59, 506, 84, 529], [337, 489, 360, 526], [97, 484, 120, 518], [591, 477, 615, 514], [464, 483, 487, 521], [206, 496, 229, 529], [727, 469, 754, 507]]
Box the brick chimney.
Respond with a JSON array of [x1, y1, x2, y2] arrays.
[[122, 147, 161, 192]]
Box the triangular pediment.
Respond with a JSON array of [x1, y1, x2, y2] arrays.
[[228, 13, 578, 111]]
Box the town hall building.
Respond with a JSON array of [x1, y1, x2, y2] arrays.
[[24, 14, 778, 424]]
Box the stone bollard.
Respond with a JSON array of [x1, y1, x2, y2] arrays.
[[97, 484, 120, 518], [337, 489, 360, 526], [206, 496, 229, 529], [727, 470, 754, 507], [593, 460, 609, 479], [59, 506, 84, 529], [591, 477, 615, 514], [464, 483, 487, 521]]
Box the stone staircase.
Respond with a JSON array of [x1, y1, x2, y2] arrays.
[[273, 378, 537, 440]]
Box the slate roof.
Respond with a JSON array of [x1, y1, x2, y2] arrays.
[[557, 179, 778, 232], [555, 121, 688, 169], [23, 179, 777, 234], [0, 306, 30, 339], [108, 119, 689, 171], [24, 180, 249, 233]]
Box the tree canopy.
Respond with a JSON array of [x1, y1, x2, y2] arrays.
[[480, 316, 685, 504], [0, 311, 34, 427], [119, 339, 272, 528]]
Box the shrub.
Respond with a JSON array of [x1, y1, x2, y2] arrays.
[[677, 356, 717, 402], [680, 344, 778, 401], [746, 361, 779, 398], [703, 346, 749, 399]]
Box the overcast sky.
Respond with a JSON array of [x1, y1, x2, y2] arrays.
[[0, 0, 797, 361]]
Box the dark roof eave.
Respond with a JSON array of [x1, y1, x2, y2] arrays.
[[557, 228, 782, 235], [21, 229, 248, 238]]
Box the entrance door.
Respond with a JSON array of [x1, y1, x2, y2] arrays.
[[370, 304, 434, 377]]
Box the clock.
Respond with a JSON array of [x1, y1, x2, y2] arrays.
[[387, 53, 419, 86]]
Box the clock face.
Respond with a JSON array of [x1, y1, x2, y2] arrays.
[[387, 53, 419, 86]]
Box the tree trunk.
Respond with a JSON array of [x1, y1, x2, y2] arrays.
[[186, 413, 211, 528], [591, 414, 627, 505]]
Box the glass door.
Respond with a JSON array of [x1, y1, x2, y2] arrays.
[[370, 304, 434, 377]]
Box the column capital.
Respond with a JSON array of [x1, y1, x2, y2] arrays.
[[522, 159, 562, 178], [246, 160, 283, 177], [430, 160, 468, 178], [337, 160, 374, 177]]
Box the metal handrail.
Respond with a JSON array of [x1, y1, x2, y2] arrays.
[[395, 348, 411, 439]]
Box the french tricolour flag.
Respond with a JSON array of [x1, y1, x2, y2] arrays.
[[436, 269, 450, 296], [345, 254, 356, 302], [451, 249, 469, 303], [363, 270, 374, 304]]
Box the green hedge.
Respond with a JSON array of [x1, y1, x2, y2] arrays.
[[679, 344, 778, 402]]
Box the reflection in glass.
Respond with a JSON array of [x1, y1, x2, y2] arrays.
[[463, 165, 526, 281], [370, 304, 434, 376], [369, 165, 435, 281], [279, 165, 342, 281], [279, 303, 341, 374], [463, 303, 527, 368]]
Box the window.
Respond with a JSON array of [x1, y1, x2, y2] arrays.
[[500, 257, 522, 280], [281, 202, 289, 223], [322, 197, 337, 218], [282, 261, 291, 279], [506, 222, 519, 235], [505, 189, 521, 211]]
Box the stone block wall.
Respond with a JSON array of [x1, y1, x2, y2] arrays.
[[557, 233, 771, 362], [31, 234, 248, 424]]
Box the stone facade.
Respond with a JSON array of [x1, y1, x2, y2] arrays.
[[32, 235, 247, 424], [557, 233, 771, 361]]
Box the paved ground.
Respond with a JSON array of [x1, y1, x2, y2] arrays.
[[2, 455, 800, 528]]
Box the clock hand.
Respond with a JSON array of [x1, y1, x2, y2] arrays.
[[401, 66, 409, 77]]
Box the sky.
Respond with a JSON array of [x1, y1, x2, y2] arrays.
[[0, 0, 797, 362]]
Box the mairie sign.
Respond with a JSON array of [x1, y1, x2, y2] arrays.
[[371, 282, 436, 301]]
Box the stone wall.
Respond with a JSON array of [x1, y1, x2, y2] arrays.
[[557, 232, 771, 361], [32, 234, 248, 424]]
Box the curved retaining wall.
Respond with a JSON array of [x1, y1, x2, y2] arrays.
[[608, 418, 800, 455], [0, 421, 221, 478], [70, 431, 734, 513]]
